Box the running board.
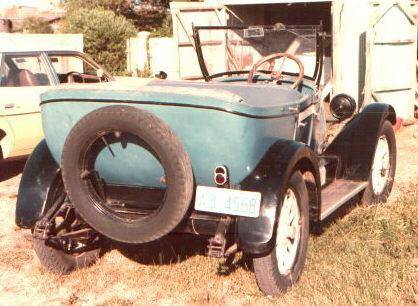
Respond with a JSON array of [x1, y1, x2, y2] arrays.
[[320, 180, 368, 220]]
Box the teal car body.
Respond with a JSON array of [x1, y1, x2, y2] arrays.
[[40, 80, 317, 188]]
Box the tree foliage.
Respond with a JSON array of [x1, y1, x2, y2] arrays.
[[64, 0, 132, 14], [63, 8, 136, 74], [62, 0, 200, 74], [64, 0, 196, 33], [22, 17, 54, 34]]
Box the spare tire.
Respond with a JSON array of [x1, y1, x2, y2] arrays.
[[61, 105, 194, 244]]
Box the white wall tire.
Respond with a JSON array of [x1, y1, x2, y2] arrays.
[[362, 121, 396, 204], [253, 171, 309, 296]]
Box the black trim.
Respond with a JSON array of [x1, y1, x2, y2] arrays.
[[324, 103, 396, 181], [237, 140, 321, 254], [4, 111, 39, 116], [15, 140, 60, 229], [40, 98, 298, 119], [192, 24, 325, 83]]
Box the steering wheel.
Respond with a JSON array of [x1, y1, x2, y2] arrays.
[[248, 52, 305, 89], [65, 71, 83, 83]]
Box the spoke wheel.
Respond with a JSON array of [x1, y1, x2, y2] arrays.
[[371, 136, 390, 195], [276, 189, 301, 275], [362, 120, 396, 204], [253, 171, 309, 296]]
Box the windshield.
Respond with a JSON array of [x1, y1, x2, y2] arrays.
[[48, 53, 113, 84], [193, 25, 322, 81]]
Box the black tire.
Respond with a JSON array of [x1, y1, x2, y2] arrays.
[[61, 105, 194, 244], [361, 120, 396, 204], [253, 171, 309, 296], [32, 173, 101, 275], [33, 237, 100, 275]]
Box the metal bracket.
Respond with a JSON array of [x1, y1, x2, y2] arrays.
[[207, 216, 231, 258]]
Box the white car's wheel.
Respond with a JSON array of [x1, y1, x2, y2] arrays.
[[362, 121, 396, 204], [253, 171, 309, 296]]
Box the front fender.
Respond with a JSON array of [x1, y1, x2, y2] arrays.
[[237, 140, 320, 255], [325, 103, 396, 181], [15, 140, 60, 229]]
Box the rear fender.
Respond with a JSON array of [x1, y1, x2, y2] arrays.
[[324, 103, 396, 181], [237, 140, 321, 255], [15, 140, 60, 228]]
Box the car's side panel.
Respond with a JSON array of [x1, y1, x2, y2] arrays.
[[237, 140, 321, 255], [1, 86, 46, 156], [324, 103, 396, 181], [15, 140, 60, 228]]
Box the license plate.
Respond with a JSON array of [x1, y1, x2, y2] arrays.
[[195, 186, 261, 218]]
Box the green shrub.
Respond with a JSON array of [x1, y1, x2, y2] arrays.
[[64, 0, 130, 13], [22, 17, 54, 33], [64, 8, 136, 74], [150, 12, 172, 37]]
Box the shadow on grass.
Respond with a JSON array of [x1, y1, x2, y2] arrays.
[[0, 158, 26, 182], [216, 252, 253, 276], [112, 233, 252, 275], [311, 195, 362, 235], [113, 233, 208, 265]]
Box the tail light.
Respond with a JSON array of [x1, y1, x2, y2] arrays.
[[214, 166, 228, 186]]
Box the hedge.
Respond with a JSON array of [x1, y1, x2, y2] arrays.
[[64, 8, 137, 74]]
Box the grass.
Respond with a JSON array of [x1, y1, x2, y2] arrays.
[[0, 125, 417, 305], [283, 188, 417, 305]]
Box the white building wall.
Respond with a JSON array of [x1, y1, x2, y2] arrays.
[[149, 37, 178, 78], [0, 33, 83, 52]]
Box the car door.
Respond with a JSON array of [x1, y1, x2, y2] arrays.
[[0, 52, 16, 159], [0, 52, 55, 157]]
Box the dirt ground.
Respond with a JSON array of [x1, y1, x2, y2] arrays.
[[0, 124, 417, 305]]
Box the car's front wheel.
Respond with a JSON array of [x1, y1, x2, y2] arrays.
[[253, 171, 309, 296], [361, 120, 396, 204]]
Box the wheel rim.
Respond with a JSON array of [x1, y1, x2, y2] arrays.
[[80, 130, 167, 222], [276, 188, 301, 275], [371, 135, 390, 195]]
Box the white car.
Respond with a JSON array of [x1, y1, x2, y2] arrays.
[[0, 51, 114, 160]]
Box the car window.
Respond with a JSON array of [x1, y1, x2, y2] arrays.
[[0, 54, 51, 87], [48, 55, 107, 84]]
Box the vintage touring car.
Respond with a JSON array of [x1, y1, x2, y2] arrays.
[[15, 25, 396, 296]]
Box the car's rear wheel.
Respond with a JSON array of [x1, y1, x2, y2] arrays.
[[362, 120, 396, 204], [33, 174, 102, 274], [253, 171, 309, 296]]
